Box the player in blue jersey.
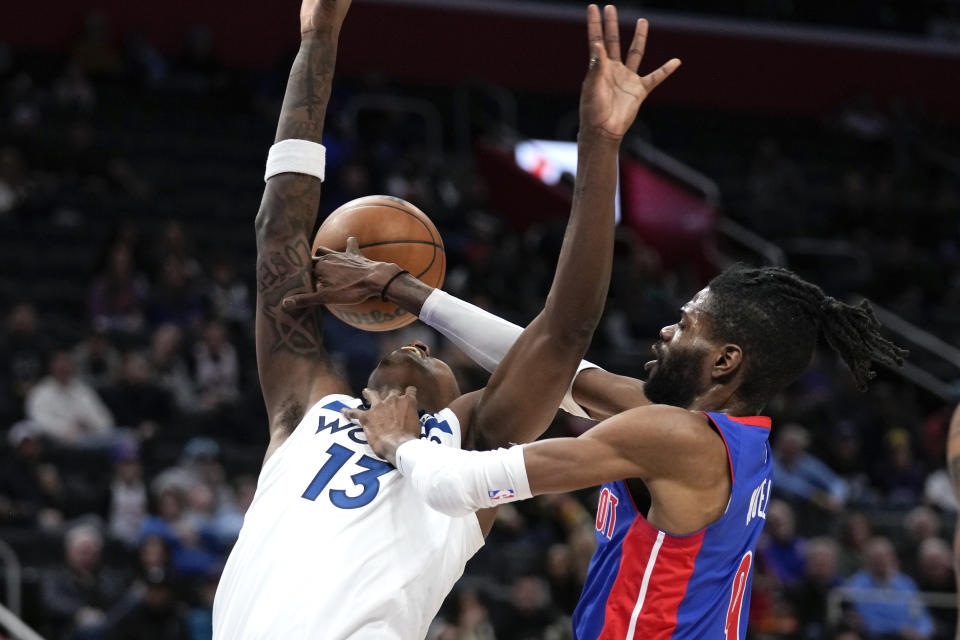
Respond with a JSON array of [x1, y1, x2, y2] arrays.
[[341, 265, 907, 639]]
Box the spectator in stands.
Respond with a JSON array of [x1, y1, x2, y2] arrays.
[[844, 537, 934, 639], [206, 256, 251, 328], [192, 320, 239, 413], [899, 506, 941, 576], [773, 423, 848, 514], [206, 474, 255, 548], [491, 574, 566, 640], [876, 428, 926, 508], [914, 538, 956, 639], [788, 537, 843, 640], [40, 523, 128, 639], [25, 350, 117, 447], [153, 437, 229, 503], [101, 350, 173, 432], [441, 588, 496, 640], [88, 243, 149, 335], [149, 324, 196, 413], [107, 442, 147, 547], [140, 484, 220, 578], [103, 567, 189, 640], [146, 257, 205, 330], [0, 420, 65, 529], [759, 499, 807, 588], [149, 221, 201, 283], [72, 327, 121, 390], [544, 542, 581, 616], [838, 511, 874, 577], [0, 301, 50, 418]]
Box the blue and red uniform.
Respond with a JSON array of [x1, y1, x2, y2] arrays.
[[572, 412, 773, 640]]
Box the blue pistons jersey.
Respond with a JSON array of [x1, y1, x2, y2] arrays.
[[572, 412, 773, 640]]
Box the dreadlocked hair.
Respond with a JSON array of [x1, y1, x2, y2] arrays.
[[705, 264, 908, 406]]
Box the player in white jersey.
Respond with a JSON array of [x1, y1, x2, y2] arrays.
[[212, 0, 679, 637]]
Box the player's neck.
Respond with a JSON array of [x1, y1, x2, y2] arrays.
[[688, 385, 761, 417]]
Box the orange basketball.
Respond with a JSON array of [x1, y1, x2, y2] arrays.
[[312, 195, 445, 332]]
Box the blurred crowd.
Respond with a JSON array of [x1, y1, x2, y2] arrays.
[[0, 8, 959, 640]]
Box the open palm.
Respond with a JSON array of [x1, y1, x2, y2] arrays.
[[579, 5, 681, 140]]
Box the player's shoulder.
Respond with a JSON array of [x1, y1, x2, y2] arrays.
[[603, 404, 723, 458], [622, 403, 712, 434]]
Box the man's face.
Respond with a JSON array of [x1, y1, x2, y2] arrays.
[[643, 288, 717, 408], [367, 342, 461, 413]]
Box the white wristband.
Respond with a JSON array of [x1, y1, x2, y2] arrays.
[[264, 139, 326, 182], [395, 439, 532, 517]]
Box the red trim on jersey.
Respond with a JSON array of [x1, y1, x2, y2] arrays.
[[702, 413, 736, 485], [622, 480, 641, 514], [597, 516, 705, 639], [729, 415, 771, 429]]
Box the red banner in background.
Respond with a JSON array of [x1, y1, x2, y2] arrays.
[[619, 157, 716, 275]]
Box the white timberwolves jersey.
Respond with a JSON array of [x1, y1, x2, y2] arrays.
[[213, 394, 484, 639]]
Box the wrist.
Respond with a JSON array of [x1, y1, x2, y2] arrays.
[[384, 434, 417, 466], [372, 262, 406, 296], [577, 128, 624, 148], [300, 26, 341, 42]]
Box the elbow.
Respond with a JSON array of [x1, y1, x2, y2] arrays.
[[254, 206, 273, 239]]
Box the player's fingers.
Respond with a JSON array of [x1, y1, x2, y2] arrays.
[[362, 387, 381, 405], [588, 41, 605, 73], [586, 4, 603, 57], [403, 386, 417, 400], [314, 245, 338, 257], [641, 57, 681, 91], [342, 408, 363, 422], [603, 5, 620, 61], [624, 18, 648, 73], [281, 289, 324, 310], [346, 236, 360, 254]]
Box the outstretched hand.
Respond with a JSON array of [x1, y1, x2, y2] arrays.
[[343, 387, 421, 464], [579, 4, 680, 141], [281, 237, 404, 311]]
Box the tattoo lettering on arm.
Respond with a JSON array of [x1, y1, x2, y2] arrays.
[[257, 237, 324, 357]]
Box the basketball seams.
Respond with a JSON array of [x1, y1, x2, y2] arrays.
[[331, 202, 439, 245], [314, 197, 445, 330], [335, 202, 441, 279], [360, 241, 443, 280]]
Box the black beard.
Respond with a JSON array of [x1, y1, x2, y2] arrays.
[[643, 346, 704, 408]]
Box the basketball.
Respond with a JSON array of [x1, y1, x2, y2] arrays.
[[312, 195, 446, 332]]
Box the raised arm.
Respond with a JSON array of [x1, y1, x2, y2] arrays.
[[282, 6, 675, 437], [458, 8, 677, 447], [256, 0, 352, 455]]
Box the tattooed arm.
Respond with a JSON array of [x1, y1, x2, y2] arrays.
[[256, 0, 353, 460], [947, 404, 960, 639]]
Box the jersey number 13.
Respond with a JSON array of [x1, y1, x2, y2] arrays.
[[301, 443, 393, 509]]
